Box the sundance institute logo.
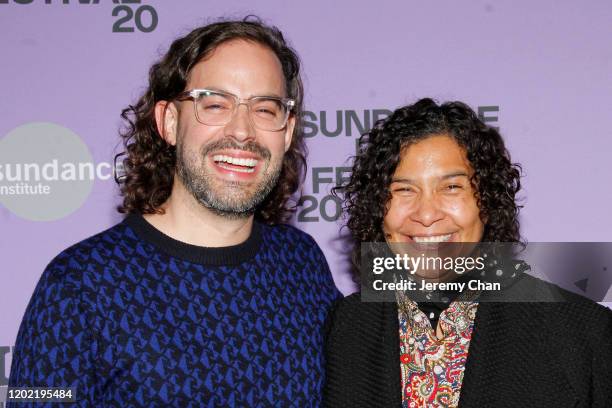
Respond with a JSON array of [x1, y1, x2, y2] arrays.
[[0, 122, 113, 221]]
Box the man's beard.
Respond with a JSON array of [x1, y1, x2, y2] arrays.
[[176, 137, 282, 219]]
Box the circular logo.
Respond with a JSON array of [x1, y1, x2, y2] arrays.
[[0, 122, 94, 221]]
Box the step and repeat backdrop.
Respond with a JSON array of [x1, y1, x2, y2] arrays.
[[1, 0, 612, 387]]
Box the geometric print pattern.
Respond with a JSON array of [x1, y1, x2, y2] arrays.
[[8, 216, 340, 407]]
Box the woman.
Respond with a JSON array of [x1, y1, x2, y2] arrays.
[[324, 99, 612, 407]]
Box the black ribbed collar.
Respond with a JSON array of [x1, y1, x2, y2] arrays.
[[123, 213, 262, 266]]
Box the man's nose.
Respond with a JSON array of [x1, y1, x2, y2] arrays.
[[410, 193, 445, 227], [224, 103, 255, 142]]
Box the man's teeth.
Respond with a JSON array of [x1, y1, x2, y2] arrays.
[[217, 163, 255, 173], [213, 155, 258, 172], [412, 234, 452, 243]]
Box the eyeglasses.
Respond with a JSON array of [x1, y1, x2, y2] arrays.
[[176, 89, 295, 131]]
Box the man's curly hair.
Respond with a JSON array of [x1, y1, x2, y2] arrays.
[[117, 17, 305, 224], [337, 98, 523, 272]]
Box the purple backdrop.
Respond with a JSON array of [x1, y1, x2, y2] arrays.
[[1, 0, 612, 386]]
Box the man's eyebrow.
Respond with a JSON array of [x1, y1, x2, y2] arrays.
[[252, 92, 284, 99], [196, 87, 284, 99], [391, 172, 470, 184], [195, 86, 226, 93]]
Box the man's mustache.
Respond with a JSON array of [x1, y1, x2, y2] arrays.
[[201, 139, 271, 160]]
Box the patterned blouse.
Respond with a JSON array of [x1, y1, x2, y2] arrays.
[[397, 290, 479, 408]]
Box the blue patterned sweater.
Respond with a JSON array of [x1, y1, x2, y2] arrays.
[[8, 215, 340, 407]]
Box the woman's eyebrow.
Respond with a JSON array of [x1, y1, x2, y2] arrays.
[[441, 171, 470, 180], [391, 172, 469, 184], [391, 178, 414, 184]]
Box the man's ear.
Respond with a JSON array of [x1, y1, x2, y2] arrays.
[[283, 115, 295, 152], [154, 100, 179, 146]]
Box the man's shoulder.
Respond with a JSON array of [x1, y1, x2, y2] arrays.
[[258, 223, 341, 297], [43, 218, 133, 281], [260, 222, 321, 249]]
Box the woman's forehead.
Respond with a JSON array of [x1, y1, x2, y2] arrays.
[[395, 135, 473, 177]]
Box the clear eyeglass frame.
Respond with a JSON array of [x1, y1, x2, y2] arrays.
[[176, 89, 295, 132]]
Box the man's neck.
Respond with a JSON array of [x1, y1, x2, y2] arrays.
[[143, 182, 254, 248]]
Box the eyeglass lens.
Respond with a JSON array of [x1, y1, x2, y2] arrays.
[[195, 92, 288, 130]]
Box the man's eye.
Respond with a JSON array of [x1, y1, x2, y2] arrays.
[[446, 184, 463, 191], [253, 101, 281, 118], [256, 108, 276, 116], [203, 103, 228, 111]]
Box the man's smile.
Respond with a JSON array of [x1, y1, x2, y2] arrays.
[[212, 154, 259, 173]]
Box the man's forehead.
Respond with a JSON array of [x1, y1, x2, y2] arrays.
[[185, 39, 286, 96]]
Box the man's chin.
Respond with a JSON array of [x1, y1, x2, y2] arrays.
[[203, 205, 256, 220], [177, 161, 281, 219], [193, 188, 264, 218]]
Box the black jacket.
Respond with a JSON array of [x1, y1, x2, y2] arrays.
[[324, 290, 612, 407]]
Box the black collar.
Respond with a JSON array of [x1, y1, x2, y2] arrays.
[[124, 213, 262, 266]]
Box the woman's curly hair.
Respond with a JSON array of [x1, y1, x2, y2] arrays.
[[117, 17, 305, 224], [336, 98, 523, 273]]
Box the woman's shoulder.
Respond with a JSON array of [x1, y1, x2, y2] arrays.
[[332, 292, 387, 315], [326, 292, 398, 338]]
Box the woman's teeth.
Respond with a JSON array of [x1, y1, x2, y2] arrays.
[[411, 234, 452, 243]]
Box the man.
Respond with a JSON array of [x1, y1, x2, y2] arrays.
[[9, 19, 339, 406]]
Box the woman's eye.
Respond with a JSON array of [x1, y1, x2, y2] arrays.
[[392, 187, 414, 194]]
